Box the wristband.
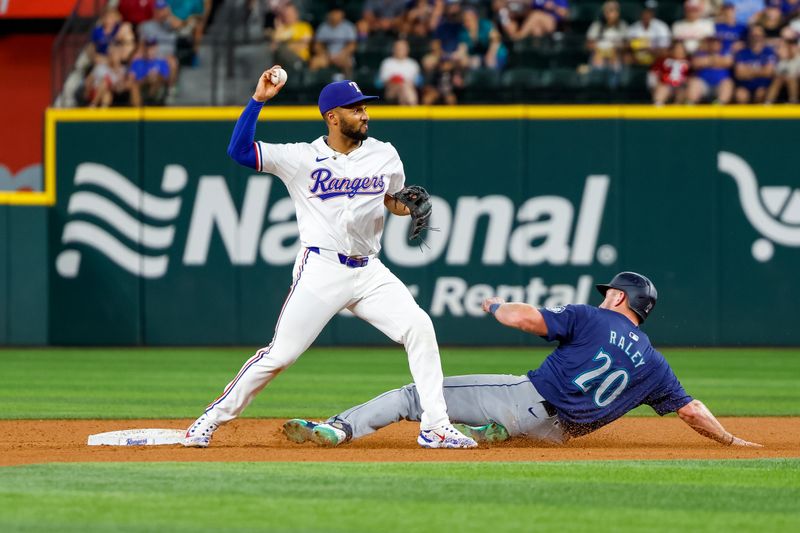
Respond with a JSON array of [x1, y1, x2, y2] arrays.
[[489, 303, 501, 315]]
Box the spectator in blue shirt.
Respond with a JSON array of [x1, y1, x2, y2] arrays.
[[716, 2, 748, 53], [734, 24, 778, 102], [784, 0, 800, 17], [433, 0, 465, 54], [688, 36, 735, 103], [515, 0, 570, 40], [90, 7, 136, 62], [357, 0, 407, 37], [129, 37, 172, 106], [309, 8, 358, 77], [422, 0, 465, 71]]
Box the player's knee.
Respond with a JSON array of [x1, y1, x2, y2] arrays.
[[261, 343, 305, 370], [400, 383, 417, 396], [399, 383, 421, 411], [402, 308, 436, 343]]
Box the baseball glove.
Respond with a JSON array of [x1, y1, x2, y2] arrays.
[[393, 185, 433, 242]]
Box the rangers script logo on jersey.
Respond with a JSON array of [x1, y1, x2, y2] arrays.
[[308, 168, 386, 200]]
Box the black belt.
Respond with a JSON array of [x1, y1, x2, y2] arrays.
[[542, 400, 558, 417], [308, 247, 369, 268]]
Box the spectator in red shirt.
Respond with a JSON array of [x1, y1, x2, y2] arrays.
[[651, 41, 691, 105], [118, 0, 156, 28]]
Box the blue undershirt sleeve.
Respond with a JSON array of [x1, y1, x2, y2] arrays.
[[227, 98, 264, 170]]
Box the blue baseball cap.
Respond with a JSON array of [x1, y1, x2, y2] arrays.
[[318, 80, 378, 115]]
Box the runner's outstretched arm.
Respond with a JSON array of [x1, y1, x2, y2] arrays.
[[677, 399, 762, 447]]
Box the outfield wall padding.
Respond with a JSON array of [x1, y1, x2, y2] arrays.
[[42, 108, 800, 346]]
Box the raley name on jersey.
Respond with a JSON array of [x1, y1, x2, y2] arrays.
[[308, 168, 386, 200], [608, 329, 646, 368]]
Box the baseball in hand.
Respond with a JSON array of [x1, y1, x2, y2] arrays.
[[270, 68, 288, 86]]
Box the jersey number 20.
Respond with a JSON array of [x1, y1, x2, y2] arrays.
[[572, 349, 629, 407]]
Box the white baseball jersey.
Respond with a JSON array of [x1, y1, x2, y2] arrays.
[[254, 136, 406, 257], [199, 129, 451, 436]]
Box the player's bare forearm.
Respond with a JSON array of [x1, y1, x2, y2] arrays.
[[677, 399, 763, 447], [384, 194, 410, 216], [481, 297, 548, 336]]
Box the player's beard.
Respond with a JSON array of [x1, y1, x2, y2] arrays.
[[341, 120, 368, 142]]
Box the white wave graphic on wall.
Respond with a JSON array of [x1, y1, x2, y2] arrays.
[[56, 163, 187, 279]]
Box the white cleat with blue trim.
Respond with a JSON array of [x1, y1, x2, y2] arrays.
[[183, 414, 219, 448], [417, 424, 478, 449]]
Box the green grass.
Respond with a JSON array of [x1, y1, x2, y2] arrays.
[[0, 347, 798, 419], [0, 349, 797, 532], [0, 460, 797, 532]]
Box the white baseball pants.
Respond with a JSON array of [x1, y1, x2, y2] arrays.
[[204, 247, 451, 430]]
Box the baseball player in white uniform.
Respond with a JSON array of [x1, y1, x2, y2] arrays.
[[183, 65, 477, 449]]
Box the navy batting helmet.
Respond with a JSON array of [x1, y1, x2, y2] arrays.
[[596, 272, 657, 323]]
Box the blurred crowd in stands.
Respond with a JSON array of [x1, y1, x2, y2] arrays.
[[78, 0, 800, 106], [80, 0, 212, 107], [640, 0, 800, 104]]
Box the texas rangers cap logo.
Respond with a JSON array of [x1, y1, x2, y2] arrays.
[[318, 80, 379, 115]]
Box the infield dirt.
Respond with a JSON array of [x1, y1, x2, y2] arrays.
[[2, 417, 798, 466]]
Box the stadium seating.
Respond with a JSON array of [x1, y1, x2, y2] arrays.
[[60, 0, 693, 106]]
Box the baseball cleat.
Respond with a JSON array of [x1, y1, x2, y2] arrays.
[[183, 414, 219, 448], [453, 422, 510, 444], [283, 419, 318, 443], [417, 424, 478, 449], [311, 423, 347, 447]]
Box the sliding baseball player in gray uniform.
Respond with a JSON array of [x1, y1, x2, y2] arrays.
[[284, 272, 761, 448]]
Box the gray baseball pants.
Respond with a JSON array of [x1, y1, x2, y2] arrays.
[[328, 374, 568, 444]]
